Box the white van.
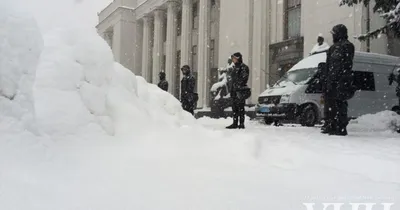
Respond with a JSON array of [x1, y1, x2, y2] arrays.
[[255, 51, 400, 126]]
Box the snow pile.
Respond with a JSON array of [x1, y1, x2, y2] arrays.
[[349, 111, 400, 133], [33, 25, 194, 137], [0, 2, 43, 133]]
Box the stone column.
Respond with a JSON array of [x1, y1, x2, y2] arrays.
[[197, 0, 210, 108], [152, 10, 165, 84], [134, 19, 143, 76], [180, 0, 192, 68], [142, 16, 152, 82], [166, 1, 179, 95]]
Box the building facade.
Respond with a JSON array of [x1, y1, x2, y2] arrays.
[[97, 0, 397, 108], [97, 0, 269, 108]]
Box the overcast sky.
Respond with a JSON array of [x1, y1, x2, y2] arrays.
[[17, 0, 112, 32]]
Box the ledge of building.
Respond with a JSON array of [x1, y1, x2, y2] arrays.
[[135, 0, 170, 19], [97, 6, 136, 31], [269, 36, 304, 49], [270, 36, 304, 63]]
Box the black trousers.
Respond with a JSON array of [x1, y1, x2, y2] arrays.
[[182, 102, 194, 115], [325, 97, 348, 132], [231, 92, 245, 125]]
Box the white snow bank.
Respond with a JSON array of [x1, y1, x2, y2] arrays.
[[349, 111, 400, 133], [33, 25, 195, 136], [0, 2, 43, 133]]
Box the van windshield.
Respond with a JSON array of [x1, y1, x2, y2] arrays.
[[275, 68, 318, 87]]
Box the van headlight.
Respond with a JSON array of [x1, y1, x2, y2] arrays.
[[280, 94, 290, 104]]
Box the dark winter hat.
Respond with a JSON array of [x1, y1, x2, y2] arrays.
[[231, 52, 243, 63], [231, 52, 242, 59], [159, 71, 166, 77], [331, 24, 348, 40], [181, 65, 190, 70]]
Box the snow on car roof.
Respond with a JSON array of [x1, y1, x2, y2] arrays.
[[289, 52, 326, 72], [289, 51, 400, 72]]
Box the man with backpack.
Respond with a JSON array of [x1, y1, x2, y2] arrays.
[[323, 24, 355, 136]]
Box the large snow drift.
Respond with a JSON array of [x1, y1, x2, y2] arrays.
[[0, 2, 43, 133], [33, 26, 194, 137]]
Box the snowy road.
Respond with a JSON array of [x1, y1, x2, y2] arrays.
[[192, 117, 400, 209]]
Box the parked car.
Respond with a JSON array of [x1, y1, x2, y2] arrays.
[[255, 51, 400, 126]]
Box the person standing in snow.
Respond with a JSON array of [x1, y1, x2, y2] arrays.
[[310, 34, 330, 55], [388, 69, 400, 133], [157, 71, 168, 92], [389, 69, 400, 107], [226, 52, 250, 129], [180, 65, 197, 115], [323, 24, 355, 136]]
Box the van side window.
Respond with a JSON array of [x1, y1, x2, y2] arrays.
[[353, 71, 375, 91]]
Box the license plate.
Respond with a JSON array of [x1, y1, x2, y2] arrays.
[[259, 107, 270, 113]]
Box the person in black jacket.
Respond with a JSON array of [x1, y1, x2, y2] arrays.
[[226, 52, 250, 129], [388, 69, 400, 108], [319, 62, 331, 134], [323, 24, 355, 136], [180, 65, 196, 115], [158, 71, 168, 92]]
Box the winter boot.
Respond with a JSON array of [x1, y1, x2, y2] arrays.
[[321, 126, 331, 134], [321, 120, 332, 134], [238, 124, 245, 129], [226, 123, 238, 129], [329, 127, 348, 136], [226, 118, 239, 129], [273, 120, 283, 127]]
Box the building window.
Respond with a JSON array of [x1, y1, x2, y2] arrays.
[[191, 45, 198, 70], [191, 45, 198, 91], [177, 10, 182, 36], [193, 2, 198, 29], [285, 0, 301, 39], [353, 71, 375, 91], [104, 28, 113, 49], [163, 18, 167, 42], [162, 55, 166, 72], [175, 50, 181, 98], [210, 39, 215, 68]]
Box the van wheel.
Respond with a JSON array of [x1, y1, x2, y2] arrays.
[[264, 117, 274, 125], [392, 106, 400, 115], [300, 105, 318, 127]]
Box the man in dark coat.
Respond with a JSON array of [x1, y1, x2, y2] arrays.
[[157, 72, 168, 92], [226, 52, 250, 129], [180, 65, 196, 115], [323, 24, 355, 136], [319, 62, 331, 134], [389, 69, 400, 107]]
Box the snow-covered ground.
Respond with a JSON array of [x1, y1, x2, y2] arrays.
[[0, 0, 400, 209]]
